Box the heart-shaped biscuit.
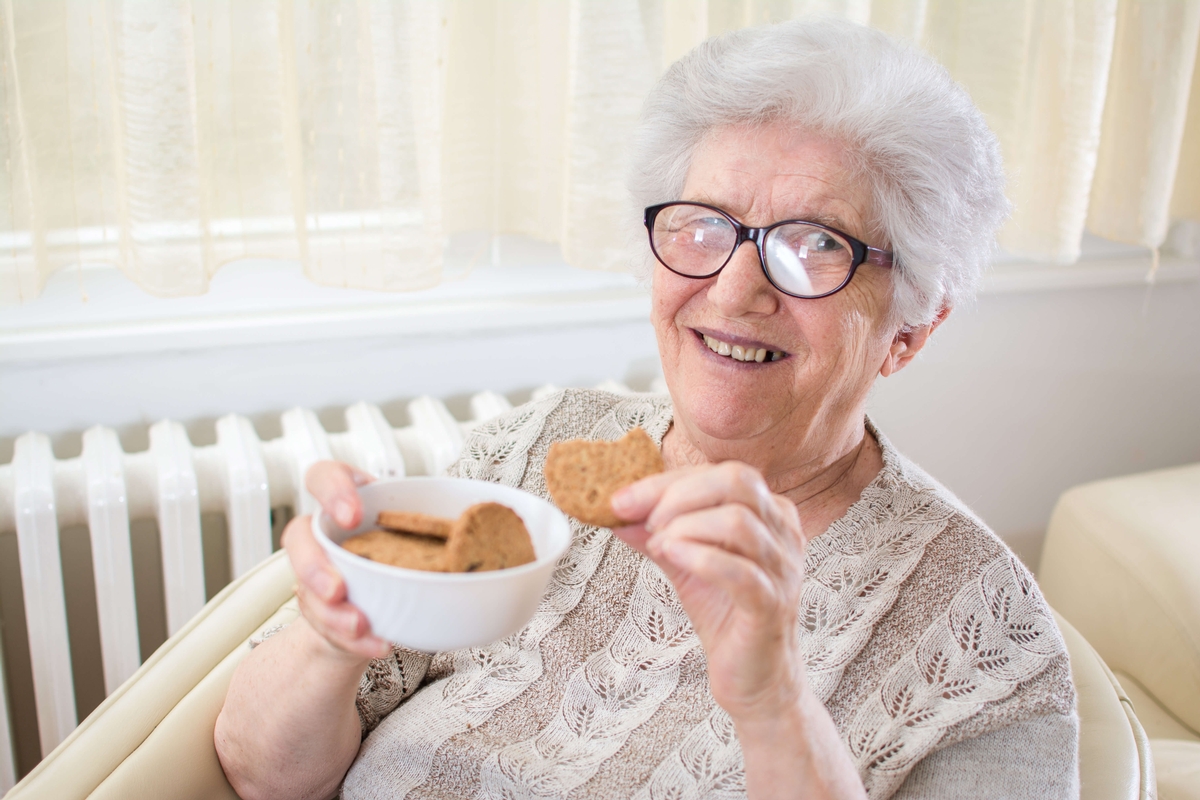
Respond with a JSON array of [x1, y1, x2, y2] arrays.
[[544, 427, 664, 528]]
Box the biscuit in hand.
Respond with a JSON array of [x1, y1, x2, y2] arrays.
[[544, 427, 664, 528]]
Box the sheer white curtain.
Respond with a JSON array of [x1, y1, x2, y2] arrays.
[[1, 0, 1197, 305]]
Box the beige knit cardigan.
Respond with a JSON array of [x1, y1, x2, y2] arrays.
[[334, 389, 1077, 799]]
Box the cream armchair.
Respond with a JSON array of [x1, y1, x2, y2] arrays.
[[4, 552, 296, 800], [1041, 462, 1200, 800], [4, 545, 1154, 799]]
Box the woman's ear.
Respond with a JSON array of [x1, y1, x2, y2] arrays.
[[879, 306, 951, 378]]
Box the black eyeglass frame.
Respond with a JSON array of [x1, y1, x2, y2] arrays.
[[644, 201, 895, 300]]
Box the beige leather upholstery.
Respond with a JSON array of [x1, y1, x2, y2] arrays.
[[4, 551, 296, 800], [1114, 670, 1200, 744], [1055, 611, 1155, 800], [1151, 740, 1200, 800], [1042, 463, 1200, 800], [1040, 463, 1200, 734]]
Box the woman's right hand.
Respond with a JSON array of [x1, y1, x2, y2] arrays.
[[282, 460, 392, 661]]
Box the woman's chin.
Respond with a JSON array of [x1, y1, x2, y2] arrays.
[[672, 385, 780, 444]]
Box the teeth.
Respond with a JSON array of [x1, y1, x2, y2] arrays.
[[703, 334, 783, 363]]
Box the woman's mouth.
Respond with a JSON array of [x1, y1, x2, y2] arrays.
[[699, 332, 786, 363]]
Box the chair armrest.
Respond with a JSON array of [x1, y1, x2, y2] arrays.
[[1054, 611, 1155, 800], [1040, 463, 1200, 735], [6, 551, 296, 800]]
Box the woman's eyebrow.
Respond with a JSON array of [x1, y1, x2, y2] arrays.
[[678, 194, 855, 232], [803, 212, 851, 230], [681, 193, 745, 213]]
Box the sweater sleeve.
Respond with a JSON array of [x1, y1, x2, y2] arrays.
[[355, 646, 433, 737], [890, 712, 1080, 799]]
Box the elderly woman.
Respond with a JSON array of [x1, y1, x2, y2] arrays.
[[216, 17, 1076, 800]]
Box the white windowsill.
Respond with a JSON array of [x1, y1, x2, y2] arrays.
[[2, 235, 1196, 365], [0, 248, 652, 364]]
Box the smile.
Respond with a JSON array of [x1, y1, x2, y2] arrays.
[[699, 332, 786, 363]]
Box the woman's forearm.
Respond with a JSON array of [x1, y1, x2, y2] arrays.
[[215, 619, 368, 800], [736, 689, 867, 800]]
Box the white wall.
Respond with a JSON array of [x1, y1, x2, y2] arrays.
[[868, 275, 1200, 567]]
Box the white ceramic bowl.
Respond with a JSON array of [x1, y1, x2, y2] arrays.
[[312, 477, 571, 652]]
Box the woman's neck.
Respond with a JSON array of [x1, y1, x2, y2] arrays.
[[660, 413, 883, 539]]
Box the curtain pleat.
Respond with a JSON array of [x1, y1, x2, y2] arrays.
[[561, 0, 660, 271], [921, 1, 1119, 263], [1, 0, 1198, 305], [1088, 0, 1200, 249], [1172, 40, 1200, 221]]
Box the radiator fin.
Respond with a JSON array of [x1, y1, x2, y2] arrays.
[[216, 415, 272, 579], [13, 433, 77, 757], [0, 381, 639, 784], [81, 427, 141, 695]]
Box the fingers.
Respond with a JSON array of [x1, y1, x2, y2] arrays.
[[660, 539, 783, 616], [651, 462, 787, 534], [306, 460, 375, 529], [610, 465, 706, 524], [295, 582, 390, 660], [647, 505, 787, 577], [282, 515, 390, 660], [282, 515, 344, 604], [617, 462, 801, 552], [611, 461, 807, 613]]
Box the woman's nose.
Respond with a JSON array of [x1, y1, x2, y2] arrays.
[[708, 239, 780, 317]]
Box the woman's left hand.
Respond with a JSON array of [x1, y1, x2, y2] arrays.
[[611, 462, 810, 725]]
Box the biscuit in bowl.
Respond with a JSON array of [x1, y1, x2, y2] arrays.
[[342, 503, 535, 573]]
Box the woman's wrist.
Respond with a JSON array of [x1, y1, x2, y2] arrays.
[[721, 648, 808, 730], [292, 617, 376, 673], [735, 684, 867, 800], [731, 674, 816, 747]]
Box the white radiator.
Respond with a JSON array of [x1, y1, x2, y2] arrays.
[[0, 379, 654, 790]]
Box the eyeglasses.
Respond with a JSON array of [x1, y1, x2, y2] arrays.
[[644, 201, 894, 299]]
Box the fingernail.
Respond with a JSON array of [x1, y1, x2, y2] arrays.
[[611, 486, 634, 515], [335, 499, 355, 528]]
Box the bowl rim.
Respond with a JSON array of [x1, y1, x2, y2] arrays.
[[312, 476, 571, 584]]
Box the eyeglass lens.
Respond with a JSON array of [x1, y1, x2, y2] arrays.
[[650, 203, 855, 298]]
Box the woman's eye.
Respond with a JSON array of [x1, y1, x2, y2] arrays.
[[811, 232, 844, 252], [673, 217, 725, 233]]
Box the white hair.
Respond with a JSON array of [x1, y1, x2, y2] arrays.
[[627, 17, 1009, 328]]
